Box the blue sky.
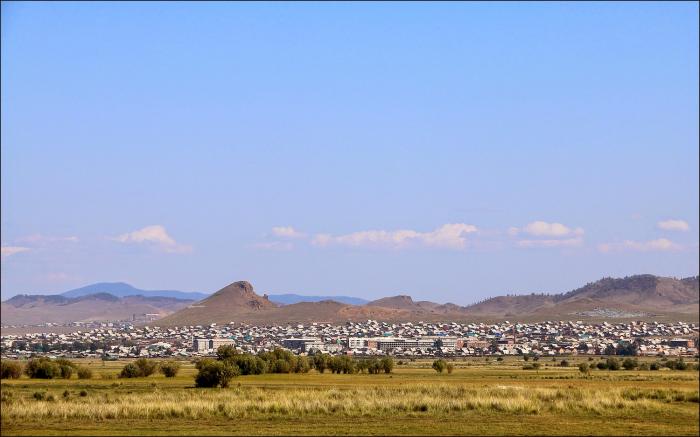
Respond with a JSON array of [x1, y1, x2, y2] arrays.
[[1, 2, 698, 302]]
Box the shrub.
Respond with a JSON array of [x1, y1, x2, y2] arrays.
[[79, 390, 88, 397], [650, 362, 660, 371], [596, 361, 608, 370], [622, 358, 639, 370], [0, 361, 23, 379], [77, 366, 93, 379], [522, 364, 534, 370], [578, 363, 589, 374], [496, 357, 503, 362], [638, 362, 650, 371], [159, 361, 181, 378], [134, 358, 158, 377], [532, 362, 541, 370], [195, 360, 240, 388], [119, 363, 140, 378], [54, 358, 78, 379], [33, 391, 45, 401], [432, 359, 447, 373], [25, 358, 60, 379], [523, 355, 530, 361], [560, 360, 569, 367], [62, 390, 70, 399], [606, 357, 620, 371], [446, 363, 455, 374]]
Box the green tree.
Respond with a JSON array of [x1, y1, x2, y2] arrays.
[[380, 357, 394, 374], [312, 354, 331, 374], [195, 360, 240, 388], [216, 344, 238, 361]]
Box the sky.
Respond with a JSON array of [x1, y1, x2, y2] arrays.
[[1, 2, 698, 302]]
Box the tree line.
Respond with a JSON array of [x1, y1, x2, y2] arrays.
[[194, 345, 395, 388]]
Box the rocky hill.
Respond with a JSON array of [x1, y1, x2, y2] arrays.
[[156, 275, 699, 326]]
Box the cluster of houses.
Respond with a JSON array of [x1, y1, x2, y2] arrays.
[[1, 320, 697, 360]]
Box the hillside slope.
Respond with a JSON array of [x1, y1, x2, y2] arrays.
[[157, 275, 699, 326], [1, 293, 193, 325]]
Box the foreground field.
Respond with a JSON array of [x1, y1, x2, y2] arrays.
[[1, 358, 698, 435]]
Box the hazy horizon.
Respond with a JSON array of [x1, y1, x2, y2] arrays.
[[2, 2, 698, 301]]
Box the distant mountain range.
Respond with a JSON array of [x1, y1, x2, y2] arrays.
[[2, 275, 698, 326], [1, 293, 193, 325], [268, 294, 369, 306], [60, 282, 208, 301], [156, 275, 699, 326]]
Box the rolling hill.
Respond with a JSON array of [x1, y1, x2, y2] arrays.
[[1, 293, 194, 325], [60, 282, 207, 301], [156, 275, 699, 326]]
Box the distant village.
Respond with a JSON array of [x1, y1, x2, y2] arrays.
[[1, 320, 698, 360]]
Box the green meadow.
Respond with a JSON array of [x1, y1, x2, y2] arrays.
[[1, 357, 698, 436]]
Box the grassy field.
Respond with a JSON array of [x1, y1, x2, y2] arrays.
[[1, 357, 698, 435]]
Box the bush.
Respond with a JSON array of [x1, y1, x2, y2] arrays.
[[496, 357, 503, 362], [432, 359, 447, 373], [650, 362, 660, 371], [446, 363, 455, 374], [532, 362, 541, 370], [119, 363, 140, 378], [33, 391, 45, 401], [54, 358, 77, 379], [578, 363, 589, 374], [638, 362, 649, 371], [62, 390, 70, 399], [159, 361, 181, 378], [560, 360, 569, 367], [1, 361, 23, 379], [134, 358, 158, 377], [522, 364, 534, 370], [622, 358, 639, 370], [77, 367, 93, 379], [596, 361, 608, 370], [25, 358, 60, 379], [79, 390, 88, 397], [606, 357, 620, 371], [195, 359, 240, 388]]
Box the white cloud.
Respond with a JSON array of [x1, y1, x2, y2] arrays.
[[509, 221, 584, 249], [252, 241, 294, 251], [311, 223, 478, 250], [111, 225, 192, 253], [1, 246, 30, 259], [16, 234, 79, 244], [271, 226, 306, 239], [515, 221, 584, 237], [598, 238, 682, 253], [517, 237, 584, 248], [657, 219, 689, 232]]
